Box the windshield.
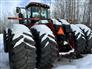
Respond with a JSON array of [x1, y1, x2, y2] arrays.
[[32, 7, 40, 18], [18, 7, 49, 24], [41, 8, 48, 18], [30, 7, 48, 18]]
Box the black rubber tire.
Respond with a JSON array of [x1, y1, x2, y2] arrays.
[[72, 31, 86, 55], [79, 28, 92, 53], [88, 32, 92, 53], [31, 29, 58, 69], [3, 30, 8, 52], [7, 30, 36, 69], [70, 24, 86, 55]]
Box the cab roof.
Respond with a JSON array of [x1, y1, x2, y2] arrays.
[[26, 2, 50, 9]]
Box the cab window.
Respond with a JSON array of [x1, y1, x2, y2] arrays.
[[31, 7, 40, 18], [41, 8, 48, 18]]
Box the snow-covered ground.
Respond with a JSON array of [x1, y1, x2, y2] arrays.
[[53, 55, 92, 69], [0, 34, 10, 69], [0, 34, 92, 69]]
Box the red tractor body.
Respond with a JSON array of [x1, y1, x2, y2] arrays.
[[8, 2, 75, 53]]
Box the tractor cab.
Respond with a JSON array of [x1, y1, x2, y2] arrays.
[[26, 2, 50, 19], [16, 2, 50, 25]]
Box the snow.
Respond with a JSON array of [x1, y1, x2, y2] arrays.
[[14, 37, 24, 47], [14, 35, 35, 48], [76, 24, 92, 37], [59, 49, 74, 55], [31, 25, 54, 36], [41, 34, 48, 42], [52, 19, 62, 25], [25, 42, 36, 49], [31, 25, 56, 43], [59, 19, 70, 25], [6, 24, 35, 48], [48, 36, 56, 43], [63, 41, 68, 45], [0, 34, 10, 69], [8, 24, 32, 40], [44, 41, 49, 48], [0, 34, 92, 69], [70, 24, 84, 39], [53, 54, 92, 69], [52, 19, 70, 25], [89, 33, 92, 40], [36, 20, 49, 24]]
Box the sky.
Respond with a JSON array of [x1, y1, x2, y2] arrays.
[[0, 0, 21, 20], [0, 0, 53, 20]]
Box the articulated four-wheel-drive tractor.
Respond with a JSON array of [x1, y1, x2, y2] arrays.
[[3, 2, 92, 69]]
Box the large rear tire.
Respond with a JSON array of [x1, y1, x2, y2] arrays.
[[3, 24, 36, 69], [76, 24, 92, 53], [31, 25, 58, 69], [9, 31, 36, 69], [70, 24, 86, 55]]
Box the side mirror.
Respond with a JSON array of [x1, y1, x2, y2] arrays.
[[16, 7, 21, 13]]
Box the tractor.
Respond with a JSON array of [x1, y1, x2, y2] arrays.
[[3, 2, 92, 69]]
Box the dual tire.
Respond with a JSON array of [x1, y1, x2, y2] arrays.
[[71, 24, 92, 55], [3, 29, 36, 69], [76, 24, 92, 54], [3, 25, 58, 69]]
